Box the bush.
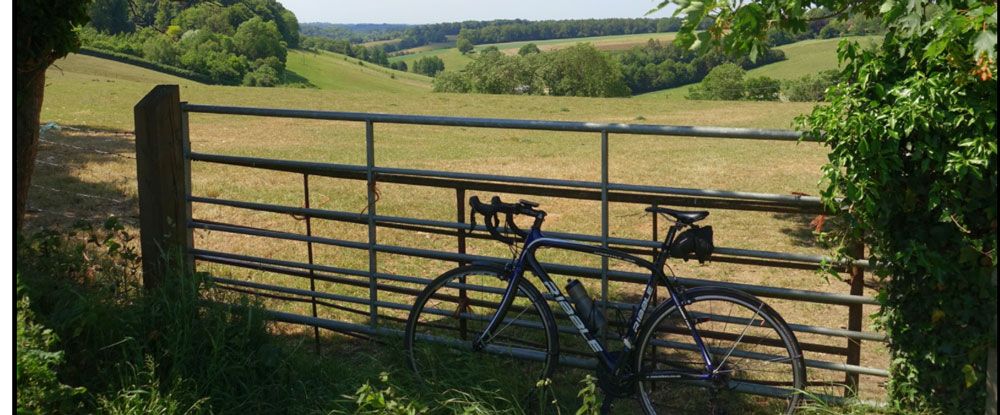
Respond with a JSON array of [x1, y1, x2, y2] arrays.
[[432, 71, 472, 93], [784, 69, 841, 102], [804, 33, 996, 413], [142, 35, 181, 66], [537, 44, 631, 97], [16, 285, 87, 414], [412, 55, 445, 77], [687, 63, 745, 100], [743, 76, 781, 101]]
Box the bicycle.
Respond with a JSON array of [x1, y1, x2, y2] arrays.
[[403, 196, 806, 414]]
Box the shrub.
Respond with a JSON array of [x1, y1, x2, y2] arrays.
[[412, 55, 445, 77], [432, 71, 472, 93], [743, 76, 781, 101], [803, 33, 996, 413], [784, 69, 841, 102], [16, 285, 87, 414], [687, 63, 745, 100]]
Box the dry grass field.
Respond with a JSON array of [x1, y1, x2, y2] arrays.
[[32, 52, 889, 404]]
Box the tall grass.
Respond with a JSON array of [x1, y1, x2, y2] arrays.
[[15, 219, 606, 414]]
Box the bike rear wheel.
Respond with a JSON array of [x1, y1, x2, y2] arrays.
[[403, 265, 559, 399], [634, 287, 806, 415]]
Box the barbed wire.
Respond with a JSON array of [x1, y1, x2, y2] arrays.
[[35, 158, 136, 184], [31, 184, 127, 204], [39, 138, 137, 160], [26, 206, 139, 226]]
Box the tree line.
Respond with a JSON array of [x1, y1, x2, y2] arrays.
[[300, 18, 712, 53], [765, 9, 884, 46], [430, 38, 792, 99], [299, 23, 410, 44], [452, 17, 704, 46], [683, 63, 842, 101], [617, 39, 786, 94], [433, 44, 631, 97], [82, 0, 299, 86]]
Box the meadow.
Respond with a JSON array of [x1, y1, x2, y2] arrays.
[[31, 49, 889, 411]]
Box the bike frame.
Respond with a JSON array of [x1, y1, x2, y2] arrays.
[[474, 221, 721, 382]]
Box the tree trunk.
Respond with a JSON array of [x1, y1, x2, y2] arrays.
[[16, 64, 49, 231]]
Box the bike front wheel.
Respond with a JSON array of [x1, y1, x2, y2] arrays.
[[634, 287, 806, 415], [403, 265, 559, 398]]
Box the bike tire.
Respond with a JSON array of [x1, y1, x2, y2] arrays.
[[634, 287, 806, 415], [403, 265, 559, 398]]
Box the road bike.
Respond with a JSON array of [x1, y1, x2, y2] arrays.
[[403, 196, 806, 414]]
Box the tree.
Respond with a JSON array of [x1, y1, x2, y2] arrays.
[[87, 0, 129, 34], [652, 0, 996, 412], [456, 37, 474, 55], [686, 63, 744, 100], [536, 43, 630, 97], [233, 17, 285, 63], [16, 0, 93, 231], [464, 49, 538, 94], [412, 56, 445, 77], [517, 42, 540, 56]]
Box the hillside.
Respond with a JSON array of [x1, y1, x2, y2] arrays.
[[390, 32, 679, 74], [285, 49, 432, 92], [635, 36, 883, 99]]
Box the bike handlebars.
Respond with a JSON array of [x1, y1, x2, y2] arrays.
[[469, 196, 545, 245]]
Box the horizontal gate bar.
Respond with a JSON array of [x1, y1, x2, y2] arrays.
[[189, 219, 877, 306], [189, 196, 866, 269], [195, 246, 884, 343], [182, 103, 810, 141], [189, 152, 828, 214]]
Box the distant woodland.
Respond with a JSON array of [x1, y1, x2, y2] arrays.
[[81, 2, 881, 95]]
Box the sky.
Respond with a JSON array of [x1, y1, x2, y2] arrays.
[[279, 0, 676, 25]]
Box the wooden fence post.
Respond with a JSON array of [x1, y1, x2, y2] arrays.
[[845, 242, 866, 396], [134, 85, 193, 288]]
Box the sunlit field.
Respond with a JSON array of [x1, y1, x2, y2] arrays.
[[33, 52, 889, 407]]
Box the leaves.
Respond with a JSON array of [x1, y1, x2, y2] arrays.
[[974, 31, 997, 60]]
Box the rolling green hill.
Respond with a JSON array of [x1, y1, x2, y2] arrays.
[[284, 49, 432, 92], [635, 36, 883, 99]]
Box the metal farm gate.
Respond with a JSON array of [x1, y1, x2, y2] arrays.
[[134, 85, 887, 403]]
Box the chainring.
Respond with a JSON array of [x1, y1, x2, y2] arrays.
[[596, 351, 637, 398]]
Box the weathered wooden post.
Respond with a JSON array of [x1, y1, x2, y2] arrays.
[[845, 242, 866, 396], [134, 85, 193, 288]]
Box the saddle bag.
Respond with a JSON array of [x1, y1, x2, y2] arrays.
[[670, 225, 714, 264]]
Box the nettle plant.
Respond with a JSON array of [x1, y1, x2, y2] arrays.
[[654, 0, 996, 411]]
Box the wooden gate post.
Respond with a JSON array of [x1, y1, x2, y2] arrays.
[[845, 242, 866, 396], [134, 85, 193, 288]]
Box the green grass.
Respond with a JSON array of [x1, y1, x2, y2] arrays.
[[745, 36, 883, 80], [285, 49, 432, 92], [635, 35, 884, 99]]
